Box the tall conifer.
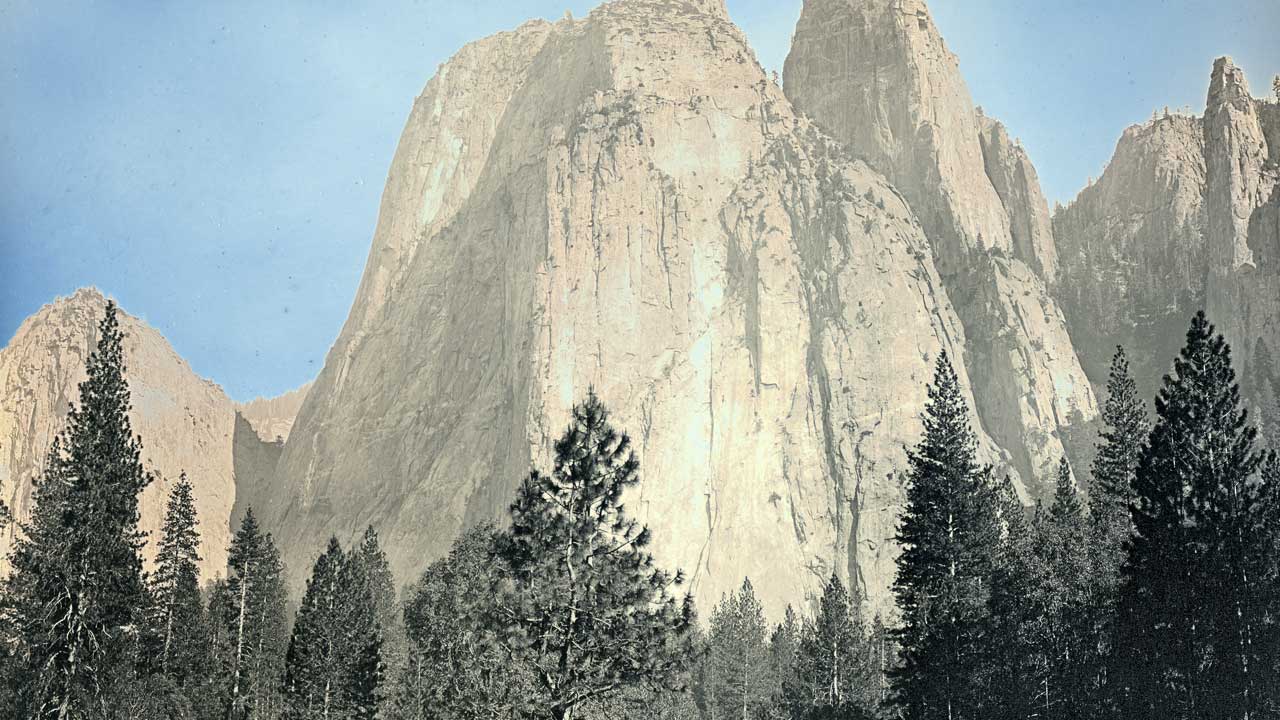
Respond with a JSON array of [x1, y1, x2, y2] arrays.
[[703, 578, 772, 720], [395, 524, 529, 720], [216, 508, 288, 720], [5, 300, 153, 717], [1088, 347, 1148, 592], [796, 574, 876, 719], [768, 606, 803, 720], [1113, 312, 1276, 719], [890, 351, 1000, 720], [148, 474, 212, 695], [283, 538, 349, 719], [494, 390, 696, 720]]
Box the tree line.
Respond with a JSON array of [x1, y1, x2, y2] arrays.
[[0, 302, 1277, 719]]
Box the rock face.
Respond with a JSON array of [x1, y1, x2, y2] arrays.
[[266, 0, 1022, 619], [0, 289, 238, 580], [1052, 59, 1279, 394], [978, 113, 1058, 280], [1052, 115, 1208, 395], [783, 0, 1098, 492], [237, 382, 312, 444], [1203, 58, 1280, 365]]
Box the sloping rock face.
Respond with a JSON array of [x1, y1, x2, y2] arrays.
[[0, 289, 238, 580], [237, 381, 312, 444], [978, 113, 1058, 280], [783, 0, 1098, 492], [1052, 115, 1208, 395], [268, 0, 1014, 619], [1052, 59, 1278, 395]]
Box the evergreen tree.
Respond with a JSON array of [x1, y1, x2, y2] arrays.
[[1259, 453, 1280, 716], [1083, 346, 1149, 711], [493, 391, 697, 720], [148, 474, 214, 704], [864, 617, 894, 718], [394, 524, 530, 720], [890, 351, 1001, 720], [353, 526, 403, 679], [702, 578, 773, 720], [214, 508, 289, 720], [283, 538, 351, 719], [767, 607, 803, 720], [345, 634, 384, 720], [1032, 459, 1093, 719], [1088, 346, 1149, 587], [1113, 312, 1277, 719], [4, 300, 154, 717], [795, 574, 876, 720], [982, 476, 1039, 720], [337, 539, 385, 720]]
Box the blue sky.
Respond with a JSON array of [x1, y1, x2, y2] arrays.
[[2, 0, 1277, 401]]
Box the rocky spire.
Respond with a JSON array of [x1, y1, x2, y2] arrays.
[[978, 112, 1058, 279], [783, 0, 1097, 491], [784, 0, 1013, 274], [1051, 113, 1208, 395], [1203, 56, 1280, 368], [1204, 57, 1270, 274]]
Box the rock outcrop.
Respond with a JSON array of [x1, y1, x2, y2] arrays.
[[237, 382, 312, 444], [265, 0, 1018, 619], [783, 0, 1097, 492], [1052, 115, 1208, 395], [0, 289, 238, 580], [1203, 58, 1280, 364], [1052, 59, 1278, 394], [978, 113, 1058, 280]]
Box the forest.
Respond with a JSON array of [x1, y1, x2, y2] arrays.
[[1, 301, 1278, 720]]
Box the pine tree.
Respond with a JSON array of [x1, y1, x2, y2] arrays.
[[395, 524, 529, 720], [1088, 346, 1149, 587], [214, 508, 289, 720], [703, 578, 773, 720], [796, 574, 876, 719], [767, 607, 803, 720], [1259, 453, 1280, 715], [346, 634, 384, 720], [1113, 312, 1277, 719], [337, 538, 385, 720], [5, 299, 154, 717], [283, 538, 350, 719], [865, 617, 894, 718], [983, 476, 1038, 720], [1082, 346, 1149, 712], [148, 474, 213, 700], [890, 351, 1001, 720], [1034, 459, 1093, 719], [353, 526, 402, 678], [493, 391, 697, 720]]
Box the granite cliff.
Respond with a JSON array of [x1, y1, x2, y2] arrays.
[[0, 289, 239, 580], [783, 0, 1098, 494], [0, 289, 306, 580], [6, 0, 1273, 623], [1053, 58, 1279, 394], [263, 0, 1089, 619]]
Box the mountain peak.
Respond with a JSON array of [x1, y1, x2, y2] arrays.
[[1208, 56, 1253, 110], [1, 287, 241, 582]]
